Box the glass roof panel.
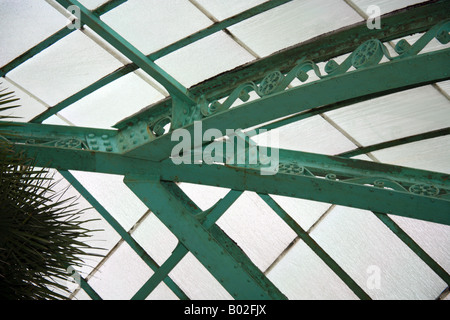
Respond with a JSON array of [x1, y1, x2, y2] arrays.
[[310, 205, 447, 299], [78, 0, 109, 10], [58, 72, 166, 129], [101, 0, 213, 56], [169, 252, 233, 300], [351, 0, 428, 15], [0, 0, 68, 67], [68, 171, 148, 231], [87, 241, 154, 300], [146, 282, 179, 300], [266, 238, 359, 299], [268, 195, 332, 231], [216, 191, 297, 272], [194, 0, 269, 21], [1, 0, 448, 301], [253, 115, 358, 155], [372, 136, 450, 174], [325, 85, 450, 147], [227, 0, 363, 57], [7, 30, 124, 106], [0, 77, 48, 122], [156, 31, 256, 87], [131, 213, 179, 266]]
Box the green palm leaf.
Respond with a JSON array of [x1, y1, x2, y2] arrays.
[[0, 85, 103, 300]]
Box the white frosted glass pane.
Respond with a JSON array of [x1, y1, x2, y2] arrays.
[[253, 115, 357, 155], [8, 30, 124, 106], [390, 215, 450, 273], [48, 170, 121, 275], [88, 242, 153, 300], [390, 33, 450, 55], [267, 239, 358, 299], [195, 0, 268, 21], [42, 114, 71, 126], [311, 206, 447, 299], [169, 252, 233, 300], [73, 289, 92, 300], [352, 0, 428, 15], [217, 192, 296, 271], [0, 0, 68, 66], [228, 0, 363, 57], [102, 0, 212, 55], [325, 86, 450, 147], [132, 213, 179, 266], [178, 183, 230, 211], [156, 32, 255, 87], [373, 136, 450, 174], [79, 0, 108, 10], [0, 78, 47, 122], [69, 171, 148, 231], [59, 72, 165, 129], [269, 195, 331, 231], [146, 282, 179, 300], [436, 80, 450, 97]]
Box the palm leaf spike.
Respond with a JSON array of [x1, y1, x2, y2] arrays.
[[0, 84, 104, 299]]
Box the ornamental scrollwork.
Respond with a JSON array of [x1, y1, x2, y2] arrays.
[[196, 20, 449, 121]]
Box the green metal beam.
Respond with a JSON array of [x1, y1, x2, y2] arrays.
[[5, 122, 450, 225], [259, 193, 371, 300], [338, 127, 450, 158], [114, 0, 450, 130], [78, 276, 102, 300], [131, 188, 242, 300], [30, 0, 294, 123], [54, 0, 194, 105], [59, 170, 189, 300], [131, 243, 188, 300], [150, 0, 293, 60], [124, 48, 450, 161], [373, 212, 450, 286], [0, 0, 127, 77], [334, 138, 450, 287], [160, 162, 450, 226], [124, 177, 287, 300]]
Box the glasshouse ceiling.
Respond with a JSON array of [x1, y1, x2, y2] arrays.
[[0, 0, 449, 300]]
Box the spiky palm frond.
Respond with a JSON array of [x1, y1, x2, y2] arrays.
[[0, 85, 103, 299]]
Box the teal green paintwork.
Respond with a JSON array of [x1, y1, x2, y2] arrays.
[[338, 127, 450, 158], [114, 0, 450, 130], [259, 193, 371, 300], [124, 177, 287, 300], [131, 243, 188, 300], [0, 0, 127, 78], [125, 48, 450, 161], [60, 170, 189, 300]]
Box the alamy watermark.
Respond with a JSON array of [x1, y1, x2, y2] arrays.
[[366, 5, 381, 30], [366, 265, 382, 290], [66, 265, 81, 290], [170, 121, 279, 175], [67, 5, 81, 30]]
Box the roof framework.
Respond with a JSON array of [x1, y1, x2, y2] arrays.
[[1, 0, 449, 300]]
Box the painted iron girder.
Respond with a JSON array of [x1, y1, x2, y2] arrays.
[[5, 123, 450, 225], [59, 170, 190, 300], [124, 177, 288, 300], [113, 0, 450, 132], [7, 122, 449, 192], [158, 162, 450, 226], [123, 47, 450, 161], [54, 0, 195, 106], [259, 193, 371, 300]]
